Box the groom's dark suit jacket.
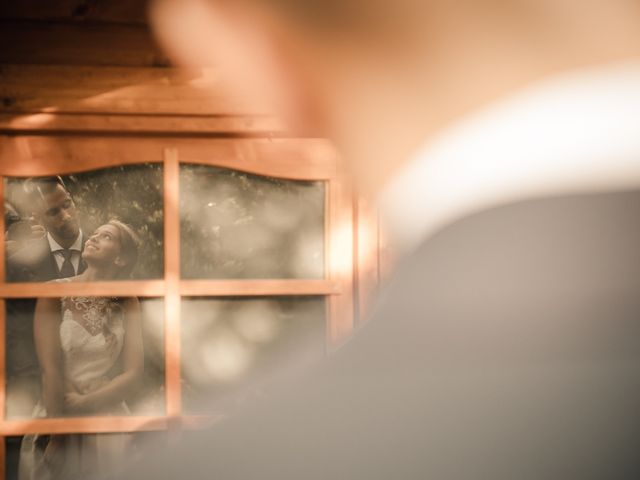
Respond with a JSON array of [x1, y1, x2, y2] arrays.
[[4, 234, 87, 477], [130, 190, 640, 479], [6, 234, 87, 378]]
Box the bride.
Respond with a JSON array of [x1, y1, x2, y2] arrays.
[[20, 220, 144, 480]]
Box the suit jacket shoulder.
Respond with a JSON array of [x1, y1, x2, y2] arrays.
[[6, 236, 58, 282], [126, 190, 640, 480]]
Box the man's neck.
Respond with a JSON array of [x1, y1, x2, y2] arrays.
[[318, 4, 640, 199], [48, 231, 81, 250]]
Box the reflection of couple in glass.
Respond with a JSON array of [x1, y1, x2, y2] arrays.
[[6, 177, 85, 282], [13, 177, 144, 480]]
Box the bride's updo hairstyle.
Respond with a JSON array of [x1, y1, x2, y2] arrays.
[[107, 219, 140, 279]]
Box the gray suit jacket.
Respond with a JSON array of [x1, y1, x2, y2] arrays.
[[128, 190, 640, 479]]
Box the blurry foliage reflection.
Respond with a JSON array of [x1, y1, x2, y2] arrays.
[[180, 164, 325, 279], [131, 298, 166, 415], [5, 164, 164, 279], [181, 297, 326, 414]]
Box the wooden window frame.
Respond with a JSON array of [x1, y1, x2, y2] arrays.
[[0, 131, 357, 471]]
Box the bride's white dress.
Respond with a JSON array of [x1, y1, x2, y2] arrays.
[[19, 295, 130, 480]]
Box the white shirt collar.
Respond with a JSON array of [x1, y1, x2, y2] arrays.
[[47, 229, 83, 252], [379, 59, 640, 256]]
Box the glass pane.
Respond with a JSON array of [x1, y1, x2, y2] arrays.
[[5, 432, 165, 480], [180, 164, 324, 279], [181, 296, 326, 414], [5, 437, 20, 480], [4, 164, 164, 282], [5, 297, 165, 419]]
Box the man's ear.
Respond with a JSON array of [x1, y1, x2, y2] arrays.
[[114, 257, 126, 268], [150, 0, 323, 134]]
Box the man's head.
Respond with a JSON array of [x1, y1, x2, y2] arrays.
[[28, 177, 80, 248], [151, 0, 640, 196]]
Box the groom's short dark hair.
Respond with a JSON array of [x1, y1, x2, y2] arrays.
[[25, 176, 73, 210], [26, 176, 69, 197]]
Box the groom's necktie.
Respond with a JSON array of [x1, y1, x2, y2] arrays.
[[59, 249, 76, 278]]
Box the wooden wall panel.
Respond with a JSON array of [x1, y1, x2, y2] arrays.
[[355, 196, 381, 323], [327, 174, 355, 346], [0, 65, 266, 115], [0, 0, 148, 24], [0, 21, 166, 67], [0, 113, 286, 136]]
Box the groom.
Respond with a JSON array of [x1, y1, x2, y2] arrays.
[[5, 176, 88, 414], [5, 176, 89, 473], [7, 176, 87, 282], [129, 0, 640, 478]]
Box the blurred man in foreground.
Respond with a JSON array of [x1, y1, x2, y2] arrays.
[[129, 0, 640, 478]]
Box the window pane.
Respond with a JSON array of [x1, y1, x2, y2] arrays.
[[180, 164, 325, 279], [181, 296, 326, 414], [5, 432, 165, 480], [5, 437, 20, 480], [5, 297, 165, 419], [4, 164, 164, 282]]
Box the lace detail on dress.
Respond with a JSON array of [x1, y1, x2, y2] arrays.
[[59, 297, 125, 395], [62, 296, 121, 336]]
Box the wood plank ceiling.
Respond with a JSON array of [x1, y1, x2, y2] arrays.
[[0, 0, 278, 127]]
